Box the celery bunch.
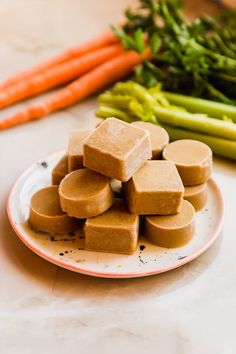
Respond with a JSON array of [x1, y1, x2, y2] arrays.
[[96, 81, 236, 160]]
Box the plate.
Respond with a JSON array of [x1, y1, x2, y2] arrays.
[[7, 150, 224, 278]]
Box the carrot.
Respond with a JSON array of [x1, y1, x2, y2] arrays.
[[0, 48, 151, 130], [0, 44, 123, 109], [0, 29, 117, 91]]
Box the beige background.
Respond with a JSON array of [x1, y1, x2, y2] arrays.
[[1, 1, 236, 353]]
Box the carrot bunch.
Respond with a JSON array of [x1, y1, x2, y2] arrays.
[[0, 29, 150, 130]]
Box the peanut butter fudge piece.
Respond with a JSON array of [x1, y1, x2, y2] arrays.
[[163, 140, 212, 186], [144, 200, 195, 248], [123, 160, 184, 215], [131, 121, 169, 159], [68, 129, 92, 172], [59, 169, 114, 218], [29, 186, 79, 234], [184, 183, 207, 212], [85, 199, 139, 255], [52, 155, 68, 185], [83, 117, 152, 182]]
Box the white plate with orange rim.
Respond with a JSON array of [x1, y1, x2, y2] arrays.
[[7, 150, 224, 279]]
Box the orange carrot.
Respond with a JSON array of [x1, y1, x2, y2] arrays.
[[0, 48, 151, 131], [0, 29, 117, 91], [0, 44, 123, 109], [0, 49, 150, 130]]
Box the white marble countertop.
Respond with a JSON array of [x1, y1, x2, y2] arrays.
[[1, 1, 236, 353]]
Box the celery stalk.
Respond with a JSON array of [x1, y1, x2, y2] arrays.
[[163, 91, 236, 123], [107, 82, 236, 140], [153, 105, 236, 141], [95, 104, 236, 160], [112, 82, 156, 105], [98, 93, 133, 110], [96, 105, 133, 122]]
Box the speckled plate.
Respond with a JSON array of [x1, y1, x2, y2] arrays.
[[7, 150, 224, 278]]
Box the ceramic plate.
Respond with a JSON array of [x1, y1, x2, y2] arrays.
[[7, 150, 224, 278]]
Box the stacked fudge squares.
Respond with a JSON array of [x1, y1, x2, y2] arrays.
[[30, 117, 213, 254]]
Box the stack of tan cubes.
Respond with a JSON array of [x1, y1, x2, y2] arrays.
[[51, 117, 213, 254]]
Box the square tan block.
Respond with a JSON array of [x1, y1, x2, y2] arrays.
[[123, 161, 184, 215], [68, 129, 92, 172], [85, 199, 139, 255], [83, 118, 151, 182], [52, 155, 68, 185]]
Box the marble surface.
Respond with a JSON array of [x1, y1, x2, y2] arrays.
[[1, 1, 236, 353]]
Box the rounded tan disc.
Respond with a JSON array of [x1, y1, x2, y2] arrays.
[[132, 121, 169, 159], [163, 139, 212, 185], [144, 200, 195, 248], [184, 183, 208, 212], [59, 169, 114, 218], [29, 186, 79, 234]]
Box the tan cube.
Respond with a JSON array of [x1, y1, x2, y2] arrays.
[[83, 118, 152, 182], [52, 155, 68, 185], [85, 199, 139, 255], [123, 160, 184, 215], [68, 129, 92, 172]]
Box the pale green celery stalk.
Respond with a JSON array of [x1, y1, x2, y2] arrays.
[[112, 81, 157, 105], [98, 93, 133, 110], [96, 105, 133, 122], [96, 104, 236, 160], [163, 91, 236, 123], [153, 106, 236, 141], [109, 82, 236, 140], [99, 91, 156, 123], [162, 125, 236, 161]]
